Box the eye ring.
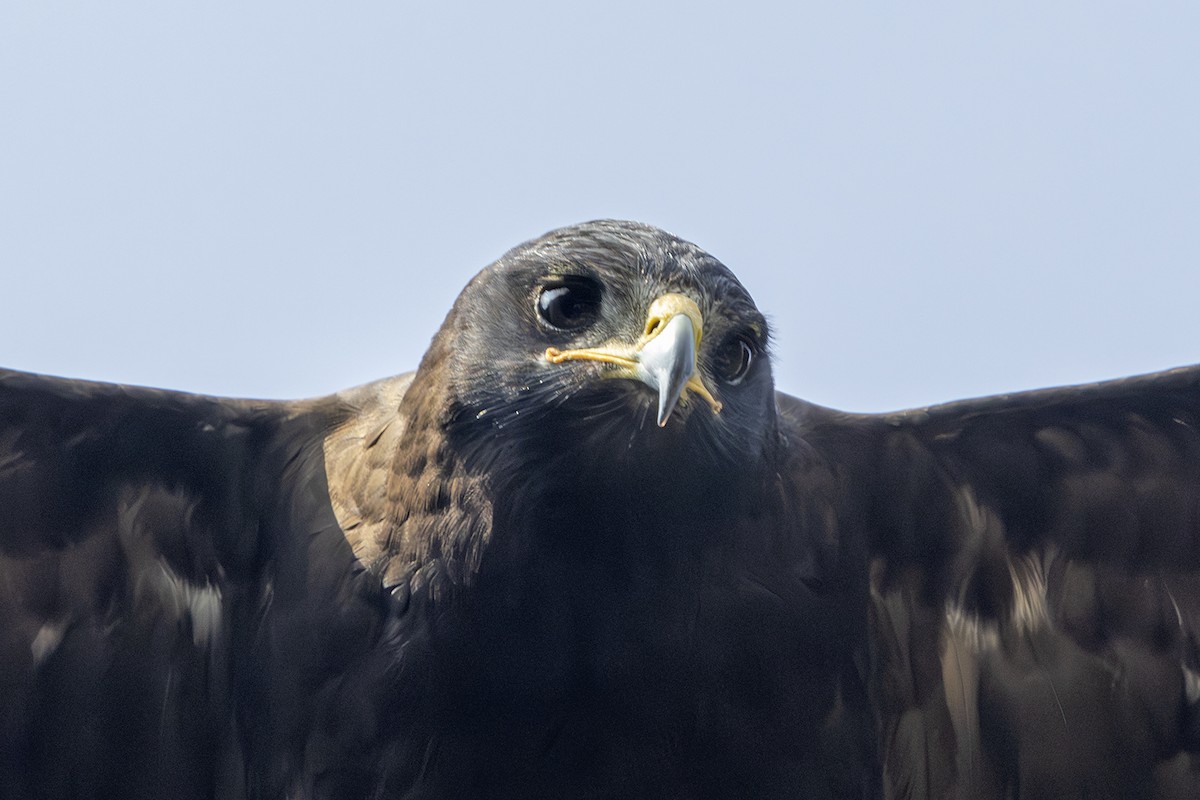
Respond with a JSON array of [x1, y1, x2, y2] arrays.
[[536, 277, 602, 331], [715, 336, 755, 385]]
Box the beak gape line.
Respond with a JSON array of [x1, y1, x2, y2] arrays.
[[545, 293, 723, 426]]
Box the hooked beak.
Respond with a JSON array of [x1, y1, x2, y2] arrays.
[[545, 293, 722, 426]]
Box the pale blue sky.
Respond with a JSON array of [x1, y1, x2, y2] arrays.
[[2, 3, 1197, 412]]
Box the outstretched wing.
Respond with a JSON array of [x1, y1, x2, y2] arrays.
[[799, 365, 1200, 798], [0, 368, 379, 799]]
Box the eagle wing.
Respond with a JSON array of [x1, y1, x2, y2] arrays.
[[0, 368, 387, 798], [18, 349, 1200, 800], [791, 365, 1200, 798]]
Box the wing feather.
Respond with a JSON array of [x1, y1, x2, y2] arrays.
[[0, 368, 377, 798], [797, 364, 1200, 798]]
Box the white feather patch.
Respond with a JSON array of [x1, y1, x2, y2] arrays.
[[31, 621, 66, 665], [152, 561, 223, 648]]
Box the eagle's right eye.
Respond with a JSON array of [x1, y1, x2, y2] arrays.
[[537, 278, 602, 331], [714, 335, 756, 385]]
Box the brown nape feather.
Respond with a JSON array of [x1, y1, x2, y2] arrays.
[[320, 373, 416, 571], [322, 370, 494, 605]]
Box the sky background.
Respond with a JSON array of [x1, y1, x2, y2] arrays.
[[1, 3, 1197, 412]]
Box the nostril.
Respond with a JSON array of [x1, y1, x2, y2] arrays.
[[645, 317, 664, 337]]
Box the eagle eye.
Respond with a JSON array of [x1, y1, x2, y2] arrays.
[[714, 335, 755, 385], [537, 277, 602, 331]]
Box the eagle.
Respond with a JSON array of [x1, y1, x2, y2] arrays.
[[2, 220, 1199, 799]]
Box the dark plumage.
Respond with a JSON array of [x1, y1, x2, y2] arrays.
[[3, 220, 1200, 798]]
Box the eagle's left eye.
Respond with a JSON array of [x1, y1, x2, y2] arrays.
[[537, 278, 602, 331], [714, 336, 755, 385]]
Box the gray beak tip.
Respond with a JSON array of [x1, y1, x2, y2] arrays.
[[638, 314, 697, 428], [656, 397, 676, 427]]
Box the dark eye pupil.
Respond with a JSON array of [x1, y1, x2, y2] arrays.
[[717, 338, 754, 384], [538, 280, 601, 330], [543, 288, 585, 319]]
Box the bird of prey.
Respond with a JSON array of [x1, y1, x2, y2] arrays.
[[2, 220, 1200, 799]]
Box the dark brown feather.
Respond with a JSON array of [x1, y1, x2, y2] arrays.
[[803, 366, 1200, 798]]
